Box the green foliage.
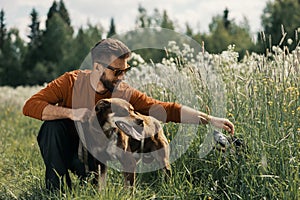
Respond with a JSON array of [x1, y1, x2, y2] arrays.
[[23, 11, 102, 85], [58, 0, 71, 26], [135, 6, 174, 30], [46, 1, 58, 29], [22, 9, 42, 84], [107, 18, 116, 38], [161, 10, 174, 30], [132, 7, 177, 63], [0, 9, 6, 50], [196, 10, 255, 59], [261, 0, 300, 51], [136, 5, 152, 28], [27, 8, 41, 47], [69, 24, 103, 70], [39, 13, 73, 75], [0, 28, 26, 86], [1, 1, 300, 86], [185, 23, 193, 37]]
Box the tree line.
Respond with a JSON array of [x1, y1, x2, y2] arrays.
[[0, 0, 299, 86]]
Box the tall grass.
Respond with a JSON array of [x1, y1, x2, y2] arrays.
[[0, 44, 299, 199]]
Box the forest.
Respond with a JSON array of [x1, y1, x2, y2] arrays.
[[0, 0, 300, 86]]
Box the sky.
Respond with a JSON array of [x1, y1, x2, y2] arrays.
[[1, 0, 271, 42]]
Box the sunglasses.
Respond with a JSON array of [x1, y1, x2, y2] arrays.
[[98, 62, 131, 76]]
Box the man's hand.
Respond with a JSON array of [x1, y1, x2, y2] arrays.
[[180, 105, 235, 135], [209, 116, 234, 135], [70, 108, 92, 122]]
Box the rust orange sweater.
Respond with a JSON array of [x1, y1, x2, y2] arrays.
[[23, 70, 182, 123]]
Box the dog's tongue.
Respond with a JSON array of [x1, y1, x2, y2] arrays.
[[115, 121, 144, 141]]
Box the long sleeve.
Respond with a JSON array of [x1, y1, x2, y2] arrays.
[[22, 71, 77, 120], [111, 81, 182, 123], [129, 87, 182, 123]]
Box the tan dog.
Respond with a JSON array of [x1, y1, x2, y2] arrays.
[[88, 98, 171, 189]]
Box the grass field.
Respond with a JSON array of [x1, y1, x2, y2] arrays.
[[0, 44, 299, 199]]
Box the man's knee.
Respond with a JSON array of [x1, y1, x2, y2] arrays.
[[37, 119, 77, 161], [39, 119, 68, 134], [37, 119, 74, 143]]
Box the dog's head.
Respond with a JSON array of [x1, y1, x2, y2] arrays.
[[89, 98, 146, 140]]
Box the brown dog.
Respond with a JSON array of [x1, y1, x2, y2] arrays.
[[87, 98, 171, 189]]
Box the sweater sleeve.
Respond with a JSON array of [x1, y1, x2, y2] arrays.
[[22, 72, 74, 120], [129, 88, 182, 123]]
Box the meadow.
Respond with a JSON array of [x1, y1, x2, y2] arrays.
[[0, 43, 299, 199]]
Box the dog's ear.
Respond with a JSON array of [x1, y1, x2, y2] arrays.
[[95, 99, 111, 113], [153, 118, 163, 134], [94, 99, 112, 127]]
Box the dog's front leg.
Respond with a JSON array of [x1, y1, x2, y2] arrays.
[[116, 133, 137, 187], [123, 172, 135, 187], [118, 152, 137, 187], [160, 153, 172, 179], [153, 138, 172, 179]]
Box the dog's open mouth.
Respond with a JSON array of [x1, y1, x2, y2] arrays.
[[115, 121, 144, 141]]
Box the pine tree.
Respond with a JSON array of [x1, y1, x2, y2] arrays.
[[203, 8, 254, 59], [41, 13, 72, 66], [46, 1, 58, 29], [70, 24, 103, 70], [223, 8, 230, 30], [136, 5, 149, 28], [0, 9, 7, 50], [185, 23, 193, 37], [23, 8, 42, 84], [27, 8, 41, 48], [0, 28, 25, 86], [34, 0, 74, 83], [161, 10, 174, 30], [107, 18, 116, 38], [58, 0, 71, 26]]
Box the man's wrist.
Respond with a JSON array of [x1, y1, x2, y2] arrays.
[[66, 108, 73, 120], [206, 114, 211, 123], [198, 114, 211, 124]]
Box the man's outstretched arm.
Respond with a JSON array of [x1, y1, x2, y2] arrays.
[[180, 105, 234, 135]]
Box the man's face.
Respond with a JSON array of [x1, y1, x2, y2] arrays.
[[99, 57, 129, 92]]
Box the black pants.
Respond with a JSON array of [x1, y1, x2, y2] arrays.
[[37, 119, 95, 191]]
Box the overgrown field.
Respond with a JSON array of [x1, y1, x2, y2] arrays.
[[0, 44, 299, 199]]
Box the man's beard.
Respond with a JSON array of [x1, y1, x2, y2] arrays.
[[100, 73, 121, 93]]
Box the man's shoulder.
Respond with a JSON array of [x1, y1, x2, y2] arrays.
[[65, 69, 91, 77], [117, 81, 138, 92], [60, 69, 91, 83]]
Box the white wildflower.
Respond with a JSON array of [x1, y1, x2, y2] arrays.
[[272, 46, 283, 54], [287, 38, 293, 45], [132, 60, 138, 66]]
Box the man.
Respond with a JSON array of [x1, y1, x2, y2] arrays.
[[23, 38, 234, 191]]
